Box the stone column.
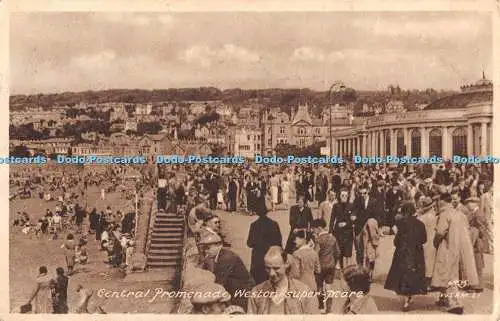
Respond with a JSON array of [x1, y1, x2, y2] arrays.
[[390, 129, 397, 155], [404, 128, 411, 157], [362, 134, 367, 157], [371, 132, 375, 157], [366, 133, 370, 157], [488, 124, 492, 154], [481, 122, 488, 156], [379, 130, 386, 157], [442, 126, 449, 160], [421, 127, 429, 158], [356, 137, 361, 156], [467, 124, 474, 156]]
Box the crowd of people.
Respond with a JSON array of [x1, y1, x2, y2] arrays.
[[11, 164, 155, 314], [166, 161, 493, 315], [11, 160, 493, 314]]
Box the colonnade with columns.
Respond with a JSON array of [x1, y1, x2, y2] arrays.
[[332, 120, 491, 159]]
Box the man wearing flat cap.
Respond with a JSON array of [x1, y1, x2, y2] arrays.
[[417, 197, 437, 289], [464, 196, 488, 291], [190, 282, 231, 314], [198, 232, 254, 311], [420, 177, 439, 200]]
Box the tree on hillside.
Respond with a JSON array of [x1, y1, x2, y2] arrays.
[[10, 145, 31, 157], [197, 112, 220, 125], [275, 143, 298, 157], [137, 121, 162, 135]]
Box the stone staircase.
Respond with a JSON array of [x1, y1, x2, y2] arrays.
[[146, 210, 185, 270]]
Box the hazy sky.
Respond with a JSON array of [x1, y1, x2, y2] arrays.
[[10, 12, 492, 95]]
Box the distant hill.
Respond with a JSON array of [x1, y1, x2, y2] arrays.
[[9, 87, 458, 116]]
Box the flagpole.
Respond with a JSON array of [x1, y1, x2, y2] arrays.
[[134, 188, 138, 238]]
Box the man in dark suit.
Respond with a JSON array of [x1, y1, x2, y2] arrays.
[[371, 180, 387, 224], [386, 182, 403, 230], [227, 177, 238, 212], [329, 188, 355, 268], [285, 196, 313, 253], [352, 184, 377, 265], [315, 172, 328, 205], [205, 174, 219, 210], [247, 207, 282, 285], [200, 233, 255, 311], [331, 170, 342, 199], [53, 267, 69, 314]]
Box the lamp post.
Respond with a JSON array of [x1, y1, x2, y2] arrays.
[[328, 81, 346, 155]]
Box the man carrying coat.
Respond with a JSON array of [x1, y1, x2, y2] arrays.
[[431, 192, 478, 314]]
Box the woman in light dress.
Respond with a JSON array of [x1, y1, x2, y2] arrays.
[[281, 175, 291, 210], [75, 284, 94, 313], [25, 266, 54, 313], [479, 183, 493, 253], [269, 173, 279, 211], [61, 233, 77, 275]]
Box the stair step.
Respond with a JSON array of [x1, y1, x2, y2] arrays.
[[153, 227, 184, 233], [149, 248, 182, 255], [151, 230, 183, 235], [151, 234, 182, 239], [150, 239, 182, 244], [150, 239, 183, 245], [149, 244, 182, 252], [147, 256, 181, 263], [156, 213, 183, 217], [155, 218, 184, 223], [154, 223, 184, 227], [147, 261, 179, 268], [150, 235, 183, 241], [150, 238, 182, 243], [151, 233, 183, 238]]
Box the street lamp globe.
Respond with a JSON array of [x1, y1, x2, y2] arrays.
[[328, 81, 347, 156]]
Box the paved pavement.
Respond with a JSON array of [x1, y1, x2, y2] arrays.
[[214, 203, 494, 314]]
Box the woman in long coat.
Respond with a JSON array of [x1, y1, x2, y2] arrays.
[[246, 206, 282, 285], [384, 202, 427, 312], [285, 196, 313, 253], [417, 198, 437, 288]]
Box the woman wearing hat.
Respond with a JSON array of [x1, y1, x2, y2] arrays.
[[384, 201, 427, 312], [416, 197, 437, 289]]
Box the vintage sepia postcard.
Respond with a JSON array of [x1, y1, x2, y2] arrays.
[[0, 0, 498, 319]]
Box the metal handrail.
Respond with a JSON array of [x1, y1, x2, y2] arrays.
[[172, 205, 190, 313], [178, 205, 189, 289], [143, 194, 156, 259]]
